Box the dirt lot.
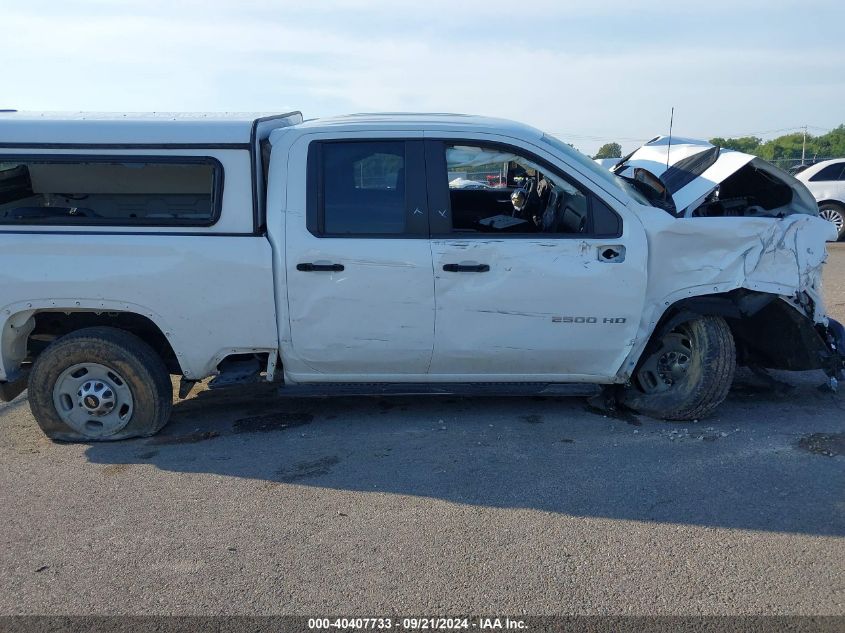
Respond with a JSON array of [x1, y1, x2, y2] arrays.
[[1, 246, 844, 616]]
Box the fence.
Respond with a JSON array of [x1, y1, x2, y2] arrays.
[[764, 156, 844, 172]]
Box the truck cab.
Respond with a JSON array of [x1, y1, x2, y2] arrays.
[[270, 114, 649, 384], [0, 111, 842, 441]]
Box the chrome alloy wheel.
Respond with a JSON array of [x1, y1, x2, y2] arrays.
[[52, 363, 134, 438], [819, 207, 845, 235]]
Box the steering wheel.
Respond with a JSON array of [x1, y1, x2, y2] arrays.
[[510, 178, 536, 218]]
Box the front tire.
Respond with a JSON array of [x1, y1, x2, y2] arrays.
[[28, 327, 173, 441], [621, 316, 736, 421], [819, 203, 845, 241]]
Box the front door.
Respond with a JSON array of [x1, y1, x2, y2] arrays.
[[284, 137, 434, 379], [424, 139, 647, 380]]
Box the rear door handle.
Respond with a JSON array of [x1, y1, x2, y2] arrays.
[[297, 262, 344, 272], [443, 263, 490, 273]]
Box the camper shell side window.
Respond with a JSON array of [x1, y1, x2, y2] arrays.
[[0, 155, 223, 227]]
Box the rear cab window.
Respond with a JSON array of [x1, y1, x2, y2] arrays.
[[0, 156, 222, 226]]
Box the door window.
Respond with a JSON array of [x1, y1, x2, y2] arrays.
[[427, 142, 621, 238], [307, 140, 427, 237], [809, 163, 845, 182]]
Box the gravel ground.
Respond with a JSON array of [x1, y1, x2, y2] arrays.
[[0, 246, 843, 616]]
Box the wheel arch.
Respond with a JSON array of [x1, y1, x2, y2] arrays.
[[0, 302, 183, 384], [631, 289, 838, 377]]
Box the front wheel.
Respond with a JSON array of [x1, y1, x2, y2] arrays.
[[819, 203, 845, 241], [28, 327, 173, 441], [621, 316, 736, 421]]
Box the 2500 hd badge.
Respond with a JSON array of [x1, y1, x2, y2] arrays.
[[551, 316, 628, 324]]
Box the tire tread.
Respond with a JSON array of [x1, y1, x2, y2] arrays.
[[623, 316, 736, 421]]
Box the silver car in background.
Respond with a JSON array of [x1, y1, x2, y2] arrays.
[[795, 158, 845, 240]]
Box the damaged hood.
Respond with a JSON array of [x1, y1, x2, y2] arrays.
[[614, 136, 818, 217]]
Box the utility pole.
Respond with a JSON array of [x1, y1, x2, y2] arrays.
[[801, 125, 807, 165]]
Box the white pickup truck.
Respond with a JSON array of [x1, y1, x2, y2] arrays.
[[0, 111, 842, 442]]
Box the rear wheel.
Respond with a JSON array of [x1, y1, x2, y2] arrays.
[[621, 316, 736, 420], [28, 327, 173, 441], [819, 203, 845, 241]]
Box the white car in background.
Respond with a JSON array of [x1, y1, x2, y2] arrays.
[[795, 159, 845, 240]]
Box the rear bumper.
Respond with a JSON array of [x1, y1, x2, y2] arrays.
[[0, 369, 28, 402]]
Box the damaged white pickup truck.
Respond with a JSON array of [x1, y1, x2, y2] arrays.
[[0, 112, 843, 441]]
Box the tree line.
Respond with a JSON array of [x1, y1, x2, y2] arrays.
[[710, 125, 845, 162], [593, 125, 845, 163]]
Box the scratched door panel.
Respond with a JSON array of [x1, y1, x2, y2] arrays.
[[429, 236, 647, 378], [421, 137, 647, 380], [282, 136, 435, 378]]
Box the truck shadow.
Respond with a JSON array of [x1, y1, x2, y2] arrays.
[[84, 371, 845, 537]]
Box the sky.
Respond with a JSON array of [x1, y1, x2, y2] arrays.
[[1, 0, 844, 155]]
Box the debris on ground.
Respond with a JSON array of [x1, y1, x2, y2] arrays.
[[663, 428, 737, 442], [583, 403, 642, 426], [520, 414, 543, 424], [798, 433, 845, 457], [275, 455, 341, 482], [150, 430, 220, 445], [232, 412, 313, 434]]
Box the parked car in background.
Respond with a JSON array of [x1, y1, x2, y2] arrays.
[[795, 158, 845, 240], [788, 163, 813, 176]]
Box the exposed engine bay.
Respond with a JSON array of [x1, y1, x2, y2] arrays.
[[691, 164, 793, 217], [611, 136, 819, 219]]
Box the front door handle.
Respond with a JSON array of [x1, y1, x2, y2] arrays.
[[297, 262, 344, 272], [443, 263, 490, 273]]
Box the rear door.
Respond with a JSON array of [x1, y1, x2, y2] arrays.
[[424, 138, 648, 380], [282, 136, 435, 379]]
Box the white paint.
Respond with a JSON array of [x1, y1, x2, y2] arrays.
[[0, 111, 302, 145], [0, 235, 279, 381], [619, 211, 836, 377], [428, 235, 647, 379], [0, 112, 838, 387], [278, 130, 434, 378]]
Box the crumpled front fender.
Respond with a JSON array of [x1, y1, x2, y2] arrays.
[[619, 212, 837, 380]]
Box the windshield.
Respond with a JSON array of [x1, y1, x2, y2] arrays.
[[540, 134, 652, 206]]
